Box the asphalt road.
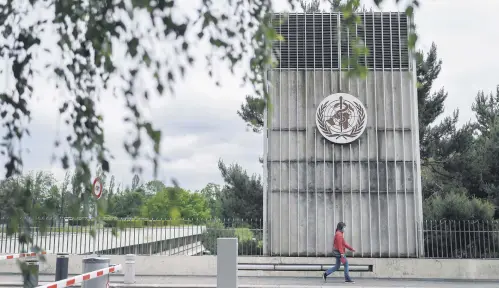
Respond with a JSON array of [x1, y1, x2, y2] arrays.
[[1, 275, 498, 287]]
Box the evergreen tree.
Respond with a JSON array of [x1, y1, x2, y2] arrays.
[[199, 183, 223, 219], [467, 87, 499, 211], [416, 43, 448, 162], [300, 0, 322, 12], [472, 86, 499, 136], [218, 159, 263, 227]]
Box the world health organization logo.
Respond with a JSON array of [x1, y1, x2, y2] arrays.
[[316, 93, 367, 144]]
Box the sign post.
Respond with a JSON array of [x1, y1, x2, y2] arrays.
[[92, 177, 103, 256]]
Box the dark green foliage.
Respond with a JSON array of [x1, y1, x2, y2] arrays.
[[238, 96, 266, 133], [218, 159, 263, 227], [422, 86, 499, 214], [472, 86, 499, 136], [198, 183, 223, 219], [140, 186, 211, 221], [417, 43, 457, 164], [101, 218, 191, 228], [424, 191, 495, 221], [109, 190, 146, 218], [0, 172, 59, 254], [201, 220, 262, 256], [67, 218, 91, 226], [467, 103, 499, 213]]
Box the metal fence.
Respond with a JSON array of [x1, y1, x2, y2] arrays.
[[0, 217, 263, 256], [422, 220, 499, 259], [0, 218, 497, 258]]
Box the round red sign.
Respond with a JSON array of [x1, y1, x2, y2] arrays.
[[92, 177, 103, 199]]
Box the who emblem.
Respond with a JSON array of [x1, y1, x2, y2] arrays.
[[316, 93, 367, 144]]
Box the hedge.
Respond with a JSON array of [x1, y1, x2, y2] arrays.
[[102, 218, 192, 228]]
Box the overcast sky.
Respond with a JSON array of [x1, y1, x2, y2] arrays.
[[1, 0, 498, 191]]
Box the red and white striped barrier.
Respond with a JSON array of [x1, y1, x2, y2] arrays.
[[0, 250, 50, 261], [37, 264, 122, 288]]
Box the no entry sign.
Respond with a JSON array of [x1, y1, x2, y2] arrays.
[[92, 177, 103, 199]]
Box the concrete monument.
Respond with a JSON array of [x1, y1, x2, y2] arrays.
[[263, 12, 423, 257]]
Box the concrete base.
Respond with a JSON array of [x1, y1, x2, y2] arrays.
[[1, 255, 499, 280]]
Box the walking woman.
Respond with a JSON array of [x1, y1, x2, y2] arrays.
[[322, 222, 355, 283]]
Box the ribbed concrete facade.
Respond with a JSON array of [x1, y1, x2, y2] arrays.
[[263, 12, 423, 257]]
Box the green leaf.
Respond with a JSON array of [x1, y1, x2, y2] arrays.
[[408, 32, 418, 49], [405, 6, 414, 17]]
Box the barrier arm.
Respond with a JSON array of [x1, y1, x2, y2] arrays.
[[37, 264, 122, 288], [0, 250, 51, 261]]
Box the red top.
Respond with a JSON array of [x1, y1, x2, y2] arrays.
[[333, 230, 353, 254]]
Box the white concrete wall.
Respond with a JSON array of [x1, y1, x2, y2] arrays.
[[1, 256, 498, 280], [265, 70, 423, 257]]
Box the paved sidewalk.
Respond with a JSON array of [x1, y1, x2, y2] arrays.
[[0, 275, 497, 287]]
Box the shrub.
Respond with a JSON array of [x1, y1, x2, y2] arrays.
[[423, 191, 498, 258], [101, 218, 194, 228], [102, 218, 145, 228], [235, 228, 262, 255], [201, 220, 234, 254], [234, 227, 253, 241], [102, 216, 118, 228], [68, 218, 90, 226], [424, 191, 495, 221], [143, 219, 190, 226], [201, 221, 263, 255]]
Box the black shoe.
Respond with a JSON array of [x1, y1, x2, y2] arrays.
[[322, 272, 327, 282], [345, 279, 355, 284]]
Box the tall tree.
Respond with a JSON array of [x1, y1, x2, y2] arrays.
[[199, 183, 223, 218], [472, 86, 499, 136], [0, 172, 58, 226], [106, 175, 116, 216], [108, 188, 145, 218], [132, 174, 141, 191], [416, 44, 479, 200], [466, 87, 499, 210], [59, 172, 71, 216], [144, 180, 166, 195], [416, 43, 451, 163], [218, 160, 263, 227]]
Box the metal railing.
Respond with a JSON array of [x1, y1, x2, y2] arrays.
[[1, 217, 498, 258], [422, 220, 499, 259], [0, 217, 263, 256]]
